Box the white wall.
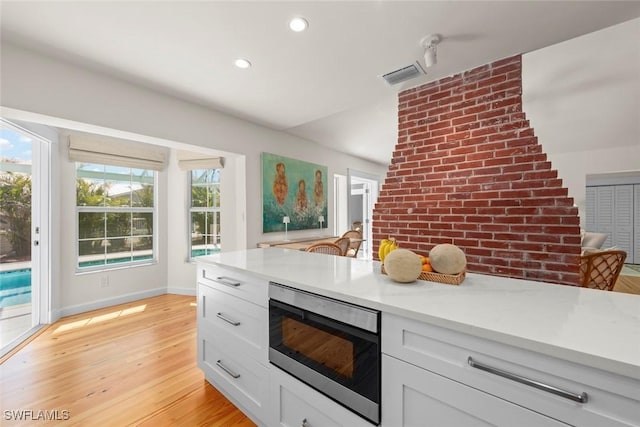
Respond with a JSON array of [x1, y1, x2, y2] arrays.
[[522, 18, 640, 228], [1, 42, 387, 314], [57, 131, 170, 314], [165, 150, 191, 294], [165, 151, 248, 293]]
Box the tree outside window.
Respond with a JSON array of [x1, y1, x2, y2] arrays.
[[190, 169, 220, 259], [76, 163, 156, 269], [0, 170, 31, 259]]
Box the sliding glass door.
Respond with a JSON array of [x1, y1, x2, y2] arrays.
[[0, 119, 49, 355]]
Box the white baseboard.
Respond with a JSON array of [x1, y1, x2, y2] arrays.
[[59, 288, 166, 318], [167, 287, 196, 296], [50, 308, 62, 324]]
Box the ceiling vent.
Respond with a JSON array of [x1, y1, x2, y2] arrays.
[[381, 62, 425, 86]]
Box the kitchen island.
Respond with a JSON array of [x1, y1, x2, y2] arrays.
[[197, 248, 640, 427]]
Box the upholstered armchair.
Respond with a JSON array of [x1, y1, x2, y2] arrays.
[[581, 231, 608, 253]]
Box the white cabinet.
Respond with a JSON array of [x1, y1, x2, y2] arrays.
[[197, 263, 270, 425], [635, 185, 640, 264], [382, 313, 640, 427], [269, 365, 374, 427], [196, 259, 640, 427], [614, 185, 634, 257], [200, 326, 270, 422], [199, 263, 268, 307], [382, 355, 567, 427], [586, 183, 640, 263], [198, 262, 377, 427], [199, 284, 268, 361]]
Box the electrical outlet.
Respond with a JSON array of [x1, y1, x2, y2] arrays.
[[100, 276, 109, 288]]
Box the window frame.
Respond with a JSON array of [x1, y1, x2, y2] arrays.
[[75, 163, 158, 273], [188, 168, 221, 262]]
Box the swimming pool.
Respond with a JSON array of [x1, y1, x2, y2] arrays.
[[191, 248, 220, 258], [0, 268, 32, 308], [0, 251, 220, 308]]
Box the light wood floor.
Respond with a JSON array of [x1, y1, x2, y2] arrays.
[[614, 274, 640, 295], [0, 294, 255, 427]]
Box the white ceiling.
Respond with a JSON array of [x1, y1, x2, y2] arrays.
[[2, 1, 640, 165]]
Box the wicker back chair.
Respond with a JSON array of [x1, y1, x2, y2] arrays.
[[579, 250, 627, 291], [305, 242, 343, 256], [333, 237, 351, 256], [341, 230, 363, 258]]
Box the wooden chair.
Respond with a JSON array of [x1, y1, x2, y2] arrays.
[[305, 242, 343, 256], [579, 250, 627, 291], [341, 230, 363, 258], [333, 237, 350, 256]]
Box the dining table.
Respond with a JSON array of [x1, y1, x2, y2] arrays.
[[272, 237, 339, 251], [273, 236, 365, 252]]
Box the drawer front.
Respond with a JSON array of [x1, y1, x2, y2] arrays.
[[382, 313, 640, 427], [269, 366, 374, 427], [199, 284, 268, 363], [198, 263, 268, 307], [383, 355, 568, 427], [199, 328, 269, 423]]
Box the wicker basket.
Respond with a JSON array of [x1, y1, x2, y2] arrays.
[[381, 265, 465, 285]]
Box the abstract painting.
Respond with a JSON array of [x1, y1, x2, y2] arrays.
[[262, 152, 328, 233]]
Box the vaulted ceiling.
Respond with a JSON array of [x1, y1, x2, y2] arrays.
[[2, 1, 639, 164]]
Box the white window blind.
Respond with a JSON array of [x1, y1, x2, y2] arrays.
[[68, 133, 169, 171], [177, 150, 224, 170]]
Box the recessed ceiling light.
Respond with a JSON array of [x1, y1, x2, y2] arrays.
[[234, 58, 251, 69], [289, 17, 308, 32]]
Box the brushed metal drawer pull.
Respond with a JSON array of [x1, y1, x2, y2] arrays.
[[216, 312, 240, 326], [210, 274, 241, 287], [468, 357, 588, 403], [216, 360, 240, 379]]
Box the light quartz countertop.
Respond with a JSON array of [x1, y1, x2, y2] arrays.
[[198, 248, 640, 381]]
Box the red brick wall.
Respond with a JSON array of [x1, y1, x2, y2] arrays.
[[373, 55, 581, 285]]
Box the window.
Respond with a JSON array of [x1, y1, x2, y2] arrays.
[[76, 163, 156, 270], [189, 169, 221, 259]]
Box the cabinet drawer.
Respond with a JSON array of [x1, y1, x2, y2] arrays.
[[199, 284, 268, 363], [199, 328, 269, 424], [269, 366, 375, 427], [198, 264, 268, 307], [383, 313, 640, 427], [383, 354, 567, 427]]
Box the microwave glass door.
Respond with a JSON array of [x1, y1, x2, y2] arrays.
[[269, 299, 379, 404]]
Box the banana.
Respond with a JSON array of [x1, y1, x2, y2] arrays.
[[380, 237, 398, 261], [385, 238, 398, 260], [378, 239, 390, 261]]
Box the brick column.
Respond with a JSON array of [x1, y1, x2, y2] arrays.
[[373, 55, 581, 285]]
